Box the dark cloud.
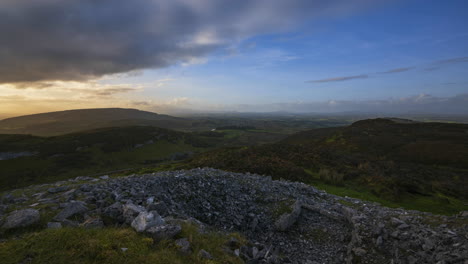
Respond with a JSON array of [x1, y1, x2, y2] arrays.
[[307, 74, 368, 83], [378, 67, 413, 74], [0, 0, 381, 84]]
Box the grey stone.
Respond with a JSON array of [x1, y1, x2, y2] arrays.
[[122, 203, 144, 224], [47, 186, 69, 194], [198, 249, 213, 260], [146, 224, 182, 242], [1, 209, 40, 230], [275, 200, 302, 231], [82, 217, 104, 228], [47, 222, 62, 229], [175, 238, 191, 255], [53, 201, 88, 221], [131, 211, 165, 232]]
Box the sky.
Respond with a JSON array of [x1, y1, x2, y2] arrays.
[[0, 0, 467, 118]]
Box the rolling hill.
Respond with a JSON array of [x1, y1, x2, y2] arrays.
[[0, 108, 192, 136], [0, 126, 225, 190], [188, 118, 468, 214]]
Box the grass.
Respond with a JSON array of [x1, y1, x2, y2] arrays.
[[0, 224, 245, 264], [306, 178, 468, 215]]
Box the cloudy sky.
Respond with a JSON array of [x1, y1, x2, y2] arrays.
[[0, 0, 467, 118]]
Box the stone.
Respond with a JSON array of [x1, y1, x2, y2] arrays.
[[53, 201, 88, 221], [398, 223, 410, 230], [175, 238, 191, 255], [99, 175, 110, 180], [352, 247, 367, 257], [47, 186, 69, 194], [47, 222, 62, 229], [198, 249, 213, 260], [147, 201, 169, 216], [82, 217, 104, 228], [131, 211, 165, 232], [1, 209, 40, 230], [146, 224, 182, 242], [103, 202, 123, 222], [275, 200, 302, 231], [122, 203, 145, 224]]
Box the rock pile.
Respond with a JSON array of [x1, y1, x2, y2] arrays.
[[1, 168, 467, 263]]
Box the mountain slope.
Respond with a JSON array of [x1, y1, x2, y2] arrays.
[[0, 108, 192, 136], [188, 118, 468, 214]]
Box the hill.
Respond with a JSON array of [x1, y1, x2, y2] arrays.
[[0, 126, 226, 190], [1, 169, 467, 263], [188, 118, 468, 215], [0, 108, 192, 136]]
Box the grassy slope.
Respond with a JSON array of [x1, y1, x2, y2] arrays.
[[188, 119, 468, 215], [0, 224, 245, 264]]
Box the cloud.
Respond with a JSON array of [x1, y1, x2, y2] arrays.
[[0, 0, 384, 84], [434, 56, 468, 65], [378, 67, 413, 74], [225, 94, 468, 114], [307, 74, 368, 83]]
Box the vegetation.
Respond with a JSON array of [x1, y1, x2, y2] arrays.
[[0, 224, 245, 264], [188, 119, 468, 215]]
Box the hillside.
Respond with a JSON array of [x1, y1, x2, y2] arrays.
[[1, 168, 467, 264], [188, 118, 468, 215], [0, 108, 192, 136], [0, 126, 225, 190]]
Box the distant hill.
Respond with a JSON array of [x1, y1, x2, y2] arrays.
[[189, 118, 468, 215], [0, 108, 192, 136], [0, 125, 225, 190]]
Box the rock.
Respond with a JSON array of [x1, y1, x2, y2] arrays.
[[146, 224, 182, 242], [459, 211, 468, 218], [1, 209, 40, 230], [198, 249, 213, 260], [275, 200, 302, 231], [353, 247, 367, 257], [47, 222, 62, 229], [391, 217, 406, 226], [99, 175, 110, 180], [53, 201, 88, 221], [61, 219, 79, 227], [147, 201, 169, 216], [122, 203, 145, 224], [47, 186, 69, 194], [227, 237, 241, 249], [82, 217, 104, 228], [131, 211, 165, 232], [103, 202, 123, 222], [121, 248, 128, 252], [398, 223, 410, 230], [175, 238, 191, 255]]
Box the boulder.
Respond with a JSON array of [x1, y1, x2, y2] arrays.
[[146, 224, 182, 242], [122, 203, 145, 224], [53, 201, 88, 221], [275, 200, 302, 231], [103, 202, 124, 222], [131, 211, 165, 232], [1, 209, 40, 230]]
